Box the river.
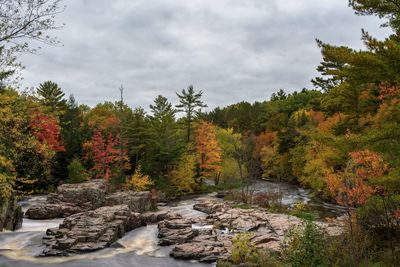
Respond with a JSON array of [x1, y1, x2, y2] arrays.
[[0, 181, 345, 267]]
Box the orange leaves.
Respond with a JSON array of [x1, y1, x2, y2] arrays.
[[195, 120, 222, 177], [378, 83, 400, 101], [253, 131, 277, 157], [29, 110, 64, 152], [326, 149, 387, 207], [349, 150, 387, 178], [318, 112, 344, 133]]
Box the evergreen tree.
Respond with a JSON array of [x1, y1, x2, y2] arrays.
[[36, 81, 67, 115], [176, 85, 207, 142], [52, 95, 90, 181], [67, 157, 88, 183], [146, 95, 182, 178], [125, 107, 149, 167]]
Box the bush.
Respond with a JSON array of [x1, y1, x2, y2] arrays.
[[125, 165, 154, 191], [252, 191, 284, 211], [67, 158, 89, 183], [283, 220, 327, 267], [218, 233, 282, 267], [290, 201, 317, 221]]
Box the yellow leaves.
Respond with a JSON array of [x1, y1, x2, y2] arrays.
[[170, 153, 196, 195], [125, 165, 154, 191], [260, 145, 280, 178], [292, 109, 325, 127], [0, 155, 16, 199]]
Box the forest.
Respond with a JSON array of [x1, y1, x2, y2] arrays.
[[1, 0, 400, 267]]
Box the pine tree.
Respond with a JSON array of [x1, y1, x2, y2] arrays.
[[36, 81, 67, 115], [67, 157, 88, 184], [176, 85, 207, 142], [146, 95, 182, 177]]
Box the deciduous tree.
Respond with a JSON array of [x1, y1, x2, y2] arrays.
[[195, 121, 222, 185]]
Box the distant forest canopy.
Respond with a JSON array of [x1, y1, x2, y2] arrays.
[[0, 0, 400, 208]]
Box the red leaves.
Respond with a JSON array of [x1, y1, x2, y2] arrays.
[[84, 129, 127, 180], [29, 110, 64, 152]]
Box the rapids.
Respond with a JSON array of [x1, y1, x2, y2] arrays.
[[0, 181, 345, 267]]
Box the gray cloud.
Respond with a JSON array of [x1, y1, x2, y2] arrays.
[[20, 0, 392, 111]]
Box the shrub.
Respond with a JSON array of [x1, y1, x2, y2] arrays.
[[67, 157, 89, 183], [125, 165, 154, 191], [283, 220, 328, 267], [252, 191, 283, 209], [218, 233, 282, 267], [290, 201, 317, 221]]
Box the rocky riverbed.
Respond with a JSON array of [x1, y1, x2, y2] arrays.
[[0, 180, 346, 266], [161, 199, 343, 262]]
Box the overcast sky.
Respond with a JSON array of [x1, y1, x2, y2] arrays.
[[20, 0, 391, 111]]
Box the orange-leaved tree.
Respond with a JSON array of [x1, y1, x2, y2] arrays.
[[327, 149, 386, 207], [326, 149, 387, 266], [195, 120, 222, 185]]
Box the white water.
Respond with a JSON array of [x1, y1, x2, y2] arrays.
[[0, 195, 211, 267], [0, 182, 344, 267]]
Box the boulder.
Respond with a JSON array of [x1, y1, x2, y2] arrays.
[[41, 204, 145, 256], [170, 234, 230, 262], [104, 191, 151, 212], [47, 179, 107, 208], [193, 200, 225, 214], [157, 218, 198, 246], [0, 197, 23, 231], [25, 203, 82, 220], [142, 207, 181, 224], [26, 180, 107, 220]]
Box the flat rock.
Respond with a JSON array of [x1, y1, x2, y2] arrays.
[[142, 207, 181, 224], [26, 180, 107, 219], [158, 218, 198, 246], [40, 204, 145, 256], [104, 191, 151, 213]]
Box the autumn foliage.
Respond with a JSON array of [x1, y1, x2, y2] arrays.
[[327, 150, 387, 207], [29, 110, 64, 152], [195, 120, 222, 178], [83, 129, 129, 180], [125, 165, 153, 191]]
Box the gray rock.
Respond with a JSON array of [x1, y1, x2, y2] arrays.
[[170, 234, 230, 262], [41, 204, 145, 256], [0, 197, 23, 231], [157, 218, 198, 246], [104, 191, 151, 212], [142, 207, 181, 224], [167, 199, 344, 263], [26, 180, 107, 220]]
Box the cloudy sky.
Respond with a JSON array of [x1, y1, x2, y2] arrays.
[[20, 0, 391, 111]]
